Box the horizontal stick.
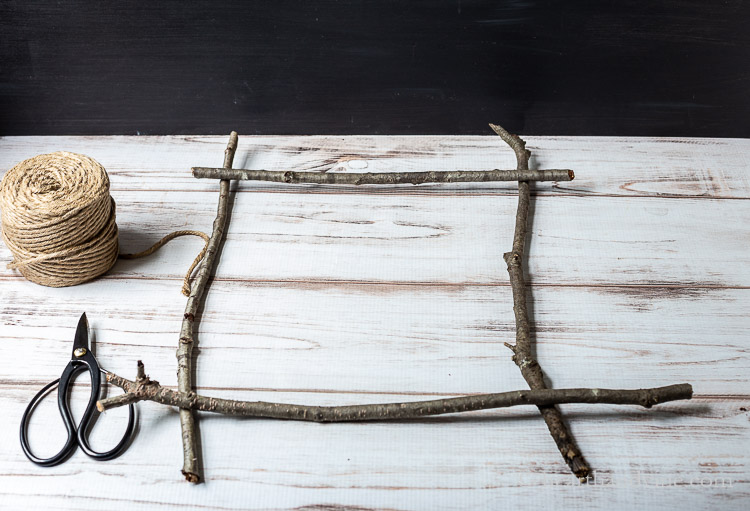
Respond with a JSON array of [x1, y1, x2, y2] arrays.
[[191, 168, 575, 184], [99, 369, 692, 422]]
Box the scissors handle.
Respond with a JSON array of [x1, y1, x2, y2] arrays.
[[20, 352, 135, 467]]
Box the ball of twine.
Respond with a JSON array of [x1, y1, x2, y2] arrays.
[[1, 151, 210, 292], [1, 151, 119, 287]]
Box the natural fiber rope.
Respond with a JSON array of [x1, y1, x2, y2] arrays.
[[1, 151, 208, 295], [120, 230, 209, 296]]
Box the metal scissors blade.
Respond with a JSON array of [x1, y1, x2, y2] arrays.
[[72, 312, 89, 356]]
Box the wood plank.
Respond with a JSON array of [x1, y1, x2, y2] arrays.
[[0, 280, 746, 396], [1, 135, 748, 198], [3, 189, 746, 286], [1, 385, 747, 510]]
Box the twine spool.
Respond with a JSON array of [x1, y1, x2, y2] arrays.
[[1, 151, 118, 287], [1, 151, 208, 293]]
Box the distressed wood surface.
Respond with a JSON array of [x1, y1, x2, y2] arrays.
[[0, 136, 748, 509]]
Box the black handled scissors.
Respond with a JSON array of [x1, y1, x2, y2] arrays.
[[20, 313, 136, 466]]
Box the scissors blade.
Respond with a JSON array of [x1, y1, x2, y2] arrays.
[[72, 312, 89, 354]]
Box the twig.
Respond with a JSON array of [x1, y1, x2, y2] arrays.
[[490, 123, 590, 481], [192, 167, 574, 184], [177, 132, 238, 483], [98, 360, 149, 409], [98, 364, 693, 420]]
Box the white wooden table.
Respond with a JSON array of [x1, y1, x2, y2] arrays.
[[0, 135, 748, 510]]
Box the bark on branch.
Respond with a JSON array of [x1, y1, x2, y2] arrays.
[[177, 132, 238, 483], [97, 365, 692, 420], [490, 123, 591, 481], [192, 167, 574, 184]]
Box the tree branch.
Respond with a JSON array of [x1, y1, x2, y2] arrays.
[[98, 365, 692, 420], [191, 167, 574, 184], [490, 123, 591, 481], [177, 132, 238, 483]]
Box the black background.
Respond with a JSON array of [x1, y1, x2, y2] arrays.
[[1, 0, 748, 136]]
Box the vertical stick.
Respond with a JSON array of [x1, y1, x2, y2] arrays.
[[490, 124, 590, 481], [177, 132, 239, 483]]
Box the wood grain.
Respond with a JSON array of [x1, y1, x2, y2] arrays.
[[0, 135, 748, 509], [1, 385, 747, 510], [0, 136, 748, 197], [0, 280, 746, 395], [4, 189, 745, 287]]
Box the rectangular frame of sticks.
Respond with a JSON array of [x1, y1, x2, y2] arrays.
[[97, 125, 693, 484]]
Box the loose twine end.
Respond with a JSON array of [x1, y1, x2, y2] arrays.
[[119, 230, 210, 296]]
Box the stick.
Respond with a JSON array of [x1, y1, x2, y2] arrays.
[[490, 123, 591, 481], [192, 167, 574, 184], [98, 366, 693, 420], [177, 132, 238, 483]]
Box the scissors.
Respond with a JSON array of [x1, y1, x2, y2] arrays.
[[20, 312, 136, 466]]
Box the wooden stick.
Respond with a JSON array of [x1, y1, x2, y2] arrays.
[[490, 123, 591, 481], [98, 365, 693, 419], [192, 167, 574, 184], [177, 132, 238, 483]]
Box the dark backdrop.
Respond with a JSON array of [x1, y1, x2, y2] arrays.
[[1, 0, 748, 136]]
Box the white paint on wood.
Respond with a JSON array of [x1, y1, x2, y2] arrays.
[[0, 281, 746, 394], [3, 190, 748, 286], [0, 136, 748, 509], [0, 135, 748, 197]]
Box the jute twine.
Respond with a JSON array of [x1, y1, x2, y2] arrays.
[[1, 151, 208, 294]]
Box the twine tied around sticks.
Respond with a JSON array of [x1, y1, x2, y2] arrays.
[[0, 151, 208, 295]]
